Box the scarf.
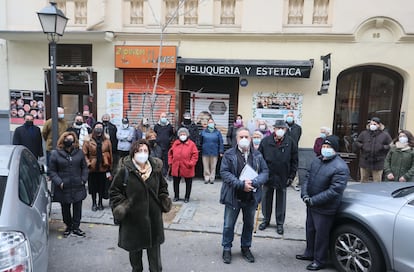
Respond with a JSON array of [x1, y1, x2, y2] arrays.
[[132, 159, 152, 181], [396, 141, 410, 151], [234, 121, 243, 128], [95, 136, 103, 170]]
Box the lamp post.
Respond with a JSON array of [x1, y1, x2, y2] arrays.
[[37, 2, 68, 150]]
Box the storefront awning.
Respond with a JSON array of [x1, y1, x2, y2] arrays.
[[177, 58, 314, 78]]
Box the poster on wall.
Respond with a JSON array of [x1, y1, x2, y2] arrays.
[[252, 92, 303, 127], [190, 93, 229, 144], [10, 90, 45, 125], [106, 83, 124, 127]]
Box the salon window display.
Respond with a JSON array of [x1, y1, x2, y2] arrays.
[[10, 90, 45, 125]]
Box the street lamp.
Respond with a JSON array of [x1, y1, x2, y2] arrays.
[[37, 2, 68, 150]]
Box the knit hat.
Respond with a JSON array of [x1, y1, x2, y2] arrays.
[[122, 117, 129, 124], [273, 119, 288, 128], [370, 117, 381, 124], [323, 135, 339, 152], [183, 112, 191, 119]]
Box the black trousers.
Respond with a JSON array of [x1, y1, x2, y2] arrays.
[[173, 177, 192, 199], [129, 245, 162, 272], [61, 200, 82, 230], [261, 184, 286, 226], [304, 208, 335, 266]]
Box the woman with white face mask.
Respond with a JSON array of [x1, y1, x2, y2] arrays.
[[168, 127, 199, 202], [384, 130, 414, 182], [109, 139, 171, 272]]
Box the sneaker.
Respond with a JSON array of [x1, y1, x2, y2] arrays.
[[72, 228, 86, 237], [63, 228, 71, 237], [241, 247, 255, 263], [222, 250, 231, 264]]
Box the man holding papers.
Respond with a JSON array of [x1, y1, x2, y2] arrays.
[[219, 127, 269, 264]]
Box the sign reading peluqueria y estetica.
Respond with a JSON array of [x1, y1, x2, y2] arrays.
[[176, 58, 314, 78]]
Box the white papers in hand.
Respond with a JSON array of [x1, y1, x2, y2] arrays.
[[239, 164, 258, 181]]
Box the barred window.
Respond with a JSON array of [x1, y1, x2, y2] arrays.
[[165, 0, 179, 25], [287, 0, 304, 24], [131, 0, 144, 24], [313, 0, 329, 24], [220, 0, 235, 25], [74, 0, 87, 25], [184, 0, 198, 25]]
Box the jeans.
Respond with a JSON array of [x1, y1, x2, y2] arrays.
[[222, 201, 257, 250]]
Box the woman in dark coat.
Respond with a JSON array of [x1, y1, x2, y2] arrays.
[[109, 139, 170, 272], [49, 131, 88, 237], [168, 127, 199, 202]]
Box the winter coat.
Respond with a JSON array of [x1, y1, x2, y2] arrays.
[[82, 135, 113, 173], [42, 118, 68, 151], [168, 139, 199, 178], [116, 126, 135, 152], [220, 146, 269, 208], [12, 123, 43, 159], [109, 157, 169, 251], [154, 122, 175, 151], [67, 123, 91, 148], [200, 128, 224, 156], [259, 134, 298, 188], [301, 154, 349, 215], [313, 137, 324, 156], [384, 143, 414, 181], [227, 124, 242, 147], [49, 148, 88, 203], [355, 126, 392, 170], [103, 121, 118, 153], [286, 122, 302, 144]]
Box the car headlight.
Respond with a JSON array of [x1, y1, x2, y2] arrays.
[[0, 231, 32, 272]]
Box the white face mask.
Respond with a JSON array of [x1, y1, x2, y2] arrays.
[[238, 138, 250, 149], [122, 124, 129, 129], [369, 124, 378, 131], [276, 129, 285, 138], [134, 152, 148, 164], [179, 135, 187, 142], [259, 125, 266, 130], [399, 136, 408, 144]]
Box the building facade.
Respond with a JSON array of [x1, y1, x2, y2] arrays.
[[1, 0, 414, 179]]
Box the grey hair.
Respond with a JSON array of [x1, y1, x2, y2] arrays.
[[102, 113, 110, 120], [177, 127, 190, 136], [236, 127, 250, 136], [320, 126, 332, 135], [252, 130, 263, 138]]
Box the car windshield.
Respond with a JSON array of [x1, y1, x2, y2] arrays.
[[391, 185, 414, 198], [0, 176, 6, 214]]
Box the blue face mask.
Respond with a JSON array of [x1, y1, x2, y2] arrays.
[[286, 116, 294, 123], [321, 147, 335, 158], [252, 138, 261, 145], [160, 117, 167, 124], [207, 123, 215, 129], [320, 133, 327, 139]]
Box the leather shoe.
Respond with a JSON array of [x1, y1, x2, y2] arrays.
[[222, 250, 231, 264], [258, 221, 269, 230], [91, 204, 97, 212], [296, 254, 313, 261], [173, 197, 179, 202], [241, 247, 255, 263], [276, 225, 284, 235], [306, 262, 325, 271]]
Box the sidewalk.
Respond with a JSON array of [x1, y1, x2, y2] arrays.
[[51, 179, 306, 241]]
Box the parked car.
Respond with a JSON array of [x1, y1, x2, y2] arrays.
[[0, 145, 50, 271], [330, 182, 414, 272]]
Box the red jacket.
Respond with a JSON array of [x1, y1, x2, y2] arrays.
[[168, 139, 199, 178]]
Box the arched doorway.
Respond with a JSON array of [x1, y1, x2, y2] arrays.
[[333, 65, 404, 179]]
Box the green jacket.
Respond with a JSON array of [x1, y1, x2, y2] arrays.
[[384, 144, 414, 181]]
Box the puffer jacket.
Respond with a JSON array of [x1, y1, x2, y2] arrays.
[[355, 125, 392, 170], [301, 154, 349, 215], [49, 148, 88, 203], [220, 146, 269, 208], [384, 143, 414, 181], [109, 157, 169, 251]]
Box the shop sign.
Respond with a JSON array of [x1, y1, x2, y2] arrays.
[[177, 58, 313, 78], [115, 46, 176, 69]]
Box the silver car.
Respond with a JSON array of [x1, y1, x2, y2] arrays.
[[0, 145, 50, 271], [330, 182, 414, 272]]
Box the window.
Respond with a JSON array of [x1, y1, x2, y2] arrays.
[[165, 0, 179, 25], [220, 0, 235, 24], [130, 0, 144, 24], [55, 44, 93, 66], [287, 0, 304, 24], [184, 0, 198, 25], [74, 0, 87, 24], [313, 0, 329, 24], [55, 0, 67, 15], [18, 150, 42, 206]]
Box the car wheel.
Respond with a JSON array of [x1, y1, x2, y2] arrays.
[[330, 224, 384, 272]]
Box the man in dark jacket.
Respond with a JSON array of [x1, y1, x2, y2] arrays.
[[285, 111, 302, 191], [258, 119, 298, 235], [220, 127, 268, 264], [13, 113, 43, 159], [296, 136, 349, 271], [355, 117, 392, 182], [154, 112, 175, 177]]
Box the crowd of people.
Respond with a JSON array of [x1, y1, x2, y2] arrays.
[[12, 107, 414, 271]]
